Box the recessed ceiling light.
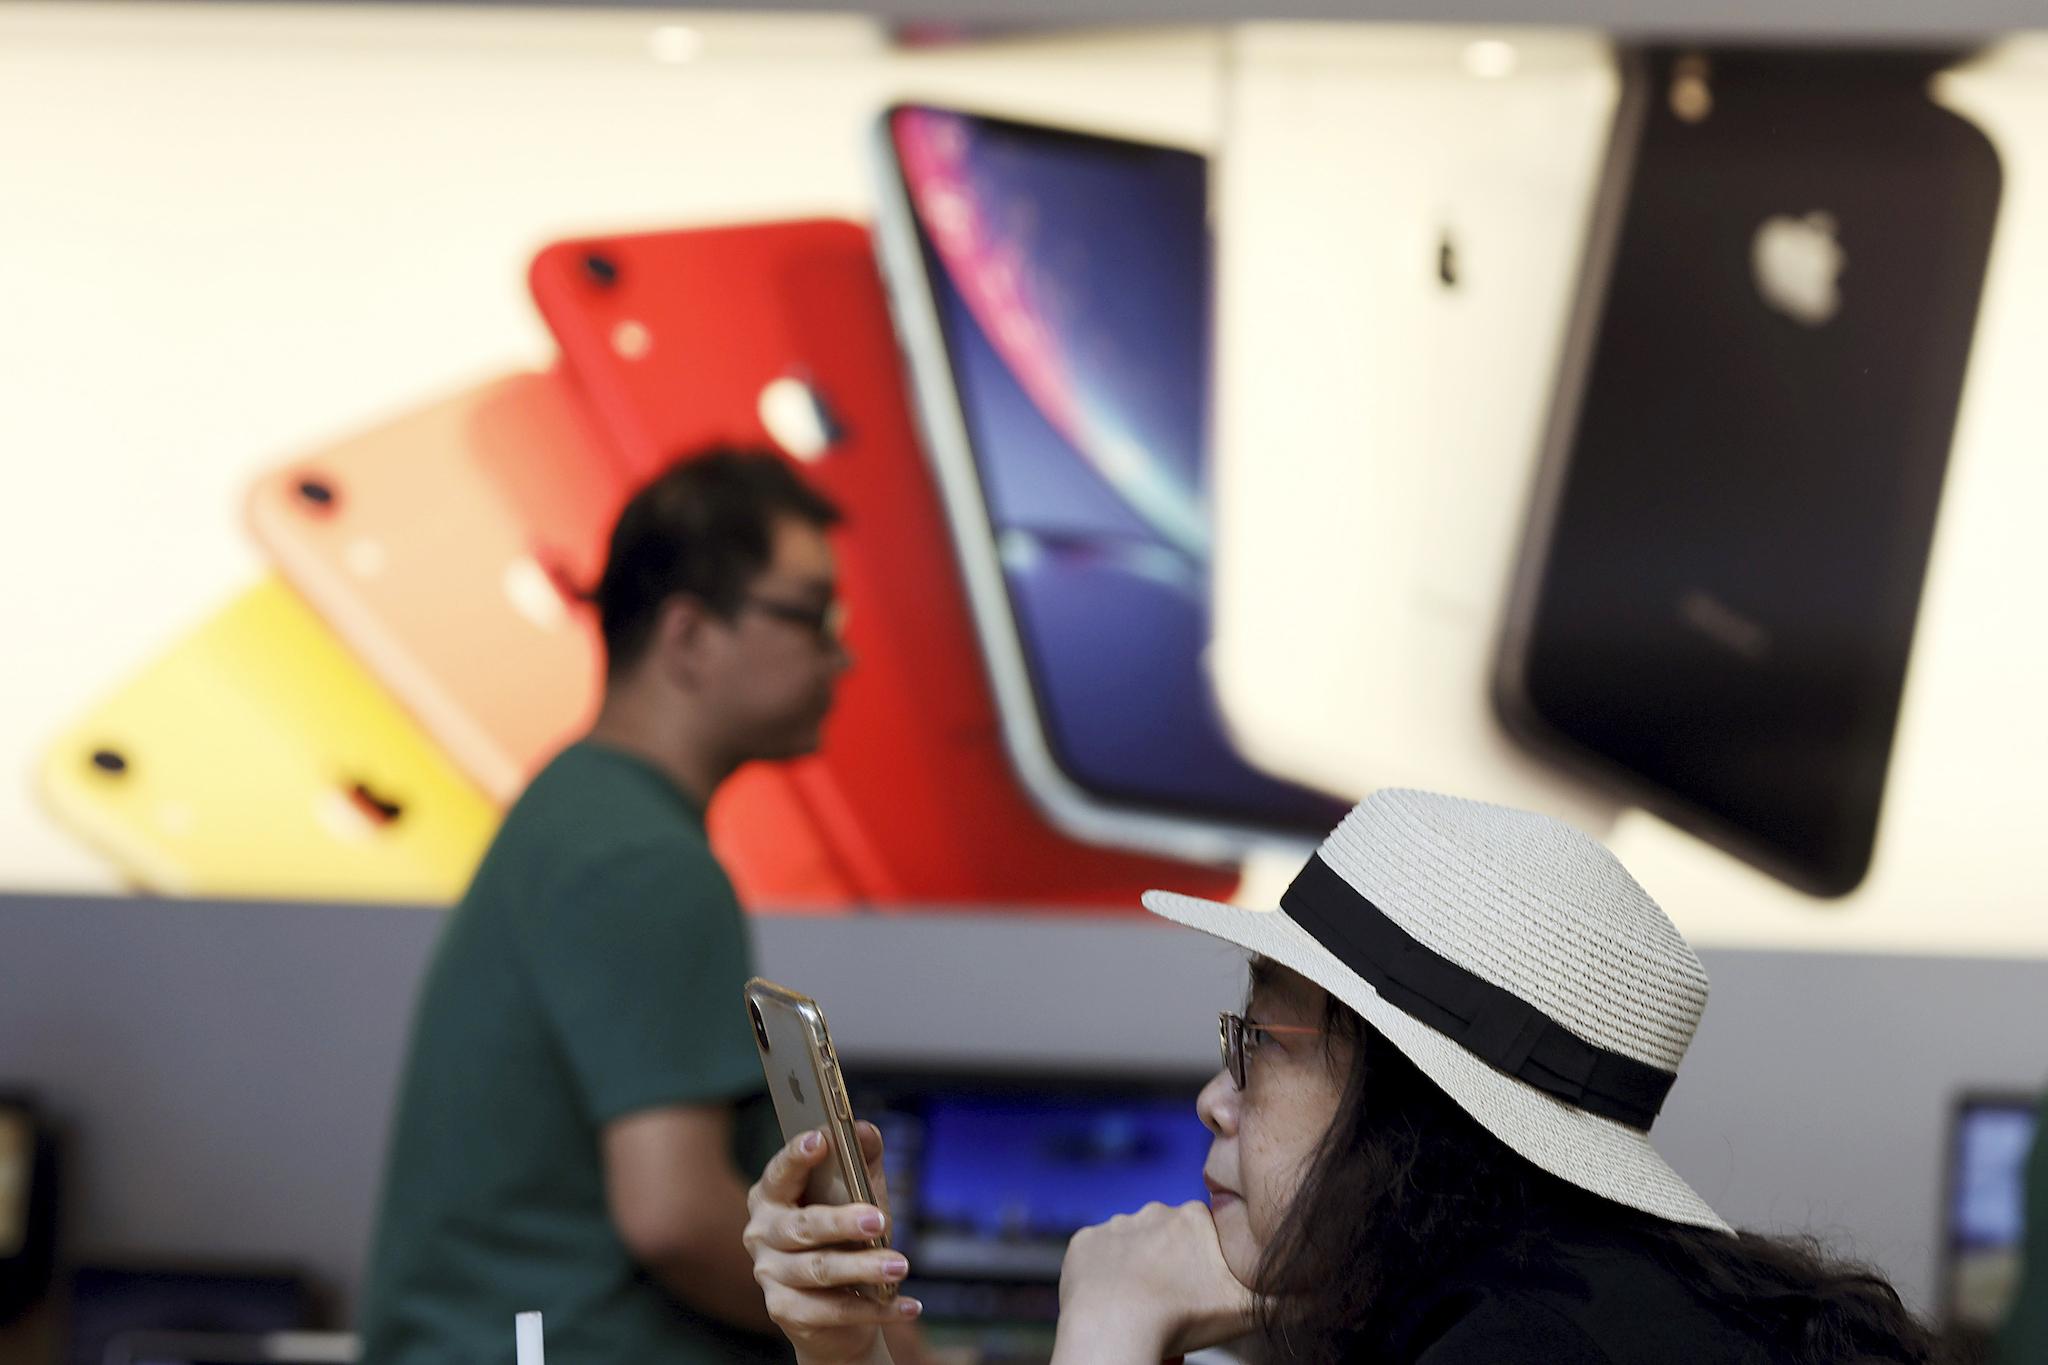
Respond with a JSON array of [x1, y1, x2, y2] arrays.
[[650, 25, 702, 65], [1463, 39, 1518, 80]]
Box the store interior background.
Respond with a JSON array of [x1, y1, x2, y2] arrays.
[[5, 0, 2048, 1360]]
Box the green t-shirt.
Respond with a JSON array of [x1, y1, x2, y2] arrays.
[[359, 742, 789, 1365]]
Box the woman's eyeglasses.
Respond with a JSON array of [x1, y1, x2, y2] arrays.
[[1218, 1011, 1327, 1090]]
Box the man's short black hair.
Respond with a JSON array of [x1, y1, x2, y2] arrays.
[[593, 448, 843, 675]]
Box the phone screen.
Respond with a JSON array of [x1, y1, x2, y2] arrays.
[[889, 106, 1342, 831]]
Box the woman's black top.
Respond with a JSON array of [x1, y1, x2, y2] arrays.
[[1376, 1225, 1791, 1364]]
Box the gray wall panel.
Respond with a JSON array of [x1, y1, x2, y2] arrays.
[[1, 893, 2042, 1320]]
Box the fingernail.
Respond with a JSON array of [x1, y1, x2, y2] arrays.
[[800, 1131, 823, 1154], [881, 1257, 909, 1279], [896, 1297, 922, 1317], [858, 1211, 885, 1235]]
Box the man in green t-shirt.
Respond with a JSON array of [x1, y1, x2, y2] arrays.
[[359, 451, 851, 1365]]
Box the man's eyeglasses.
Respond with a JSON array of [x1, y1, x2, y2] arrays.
[[743, 594, 847, 649], [1218, 1011, 1326, 1090]]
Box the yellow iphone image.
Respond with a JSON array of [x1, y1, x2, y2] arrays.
[[38, 578, 496, 902]]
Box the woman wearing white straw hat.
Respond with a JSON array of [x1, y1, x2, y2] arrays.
[[742, 790, 1940, 1364]]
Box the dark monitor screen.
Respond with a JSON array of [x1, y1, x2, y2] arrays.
[[66, 1267, 312, 1365], [1943, 1093, 2038, 1331]]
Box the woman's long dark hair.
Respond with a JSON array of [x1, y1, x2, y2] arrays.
[[1252, 990, 1946, 1365]]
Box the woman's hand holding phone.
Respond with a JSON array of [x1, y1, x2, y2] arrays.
[[743, 1123, 922, 1365]]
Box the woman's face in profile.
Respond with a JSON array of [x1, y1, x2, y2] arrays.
[[1197, 964, 1354, 1283]]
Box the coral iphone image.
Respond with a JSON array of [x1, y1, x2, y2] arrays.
[[247, 372, 617, 803]]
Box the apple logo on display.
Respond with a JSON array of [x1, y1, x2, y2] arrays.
[[759, 376, 843, 463], [786, 1072, 807, 1105], [503, 555, 570, 631], [1751, 211, 1844, 327]]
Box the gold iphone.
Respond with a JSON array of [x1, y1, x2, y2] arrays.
[[742, 978, 895, 1301]]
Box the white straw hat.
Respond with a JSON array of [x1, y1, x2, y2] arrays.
[[1144, 788, 1729, 1233]]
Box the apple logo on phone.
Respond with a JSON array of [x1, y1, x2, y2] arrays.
[[786, 1071, 807, 1105], [502, 555, 570, 631], [759, 376, 843, 463], [1751, 211, 1844, 327]]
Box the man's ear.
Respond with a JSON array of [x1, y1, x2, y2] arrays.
[[650, 593, 717, 690]]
